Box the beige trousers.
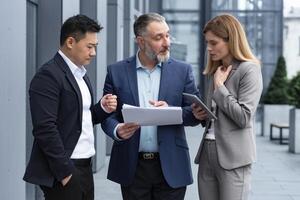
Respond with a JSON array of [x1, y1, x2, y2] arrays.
[[197, 140, 252, 200]]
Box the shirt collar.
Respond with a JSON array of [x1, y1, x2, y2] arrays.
[[136, 50, 162, 70], [58, 50, 87, 79]]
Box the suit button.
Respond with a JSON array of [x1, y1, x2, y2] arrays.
[[77, 130, 81, 134]]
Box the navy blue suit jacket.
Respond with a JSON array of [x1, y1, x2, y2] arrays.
[[101, 56, 200, 188], [23, 53, 109, 187]]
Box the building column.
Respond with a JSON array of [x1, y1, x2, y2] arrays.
[[0, 0, 27, 199]]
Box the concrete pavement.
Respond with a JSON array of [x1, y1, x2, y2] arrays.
[[94, 125, 300, 200]]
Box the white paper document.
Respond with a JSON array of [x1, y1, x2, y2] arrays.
[[121, 104, 183, 126]]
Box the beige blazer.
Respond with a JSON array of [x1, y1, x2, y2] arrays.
[[195, 61, 263, 170]]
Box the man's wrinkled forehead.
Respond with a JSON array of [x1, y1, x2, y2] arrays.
[[144, 21, 170, 37]]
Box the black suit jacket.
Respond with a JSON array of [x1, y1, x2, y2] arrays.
[[23, 53, 109, 187]]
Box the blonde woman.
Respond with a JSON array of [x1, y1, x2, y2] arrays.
[[192, 14, 263, 200]]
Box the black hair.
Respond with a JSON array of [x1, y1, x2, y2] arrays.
[[60, 14, 103, 46]]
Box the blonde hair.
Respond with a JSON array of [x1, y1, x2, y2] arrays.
[[203, 14, 259, 75]]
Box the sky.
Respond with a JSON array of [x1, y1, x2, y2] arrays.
[[284, 0, 300, 15]]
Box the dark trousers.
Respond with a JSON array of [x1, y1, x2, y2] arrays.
[[40, 158, 94, 200], [121, 153, 186, 200]]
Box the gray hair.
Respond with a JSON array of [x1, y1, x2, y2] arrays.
[[133, 13, 166, 37]]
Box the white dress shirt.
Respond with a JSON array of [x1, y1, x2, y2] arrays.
[[58, 50, 95, 159], [205, 100, 216, 140]]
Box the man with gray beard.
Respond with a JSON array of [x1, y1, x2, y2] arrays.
[[101, 13, 200, 200]]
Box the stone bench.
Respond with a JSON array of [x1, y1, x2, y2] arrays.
[[269, 123, 289, 145]]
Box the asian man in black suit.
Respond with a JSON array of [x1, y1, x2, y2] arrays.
[[23, 15, 117, 200]]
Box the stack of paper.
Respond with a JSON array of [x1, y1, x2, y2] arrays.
[[121, 104, 183, 126]]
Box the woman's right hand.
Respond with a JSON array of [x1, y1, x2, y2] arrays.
[[191, 103, 208, 120], [213, 65, 232, 90]]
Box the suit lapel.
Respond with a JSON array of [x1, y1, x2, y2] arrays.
[[66, 73, 83, 116], [225, 60, 240, 84], [158, 60, 171, 100], [126, 57, 139, 106], [54, 53, 83, 121], [201, 76, 214, 138], [83, 75, 94, 105]]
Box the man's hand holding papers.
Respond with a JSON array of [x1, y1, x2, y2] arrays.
[[121, 103, 183, 126], [116, 122, 140, 140]]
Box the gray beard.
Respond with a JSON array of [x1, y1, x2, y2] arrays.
[[145, 49, 157, 62], [145, 50, 170, 63], [157, 51, 170, 63]]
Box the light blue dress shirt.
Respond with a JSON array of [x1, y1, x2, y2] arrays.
[[136, 54, 161, 152]]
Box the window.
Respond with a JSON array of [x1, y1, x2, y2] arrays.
[[299, 37, 300, 56]]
